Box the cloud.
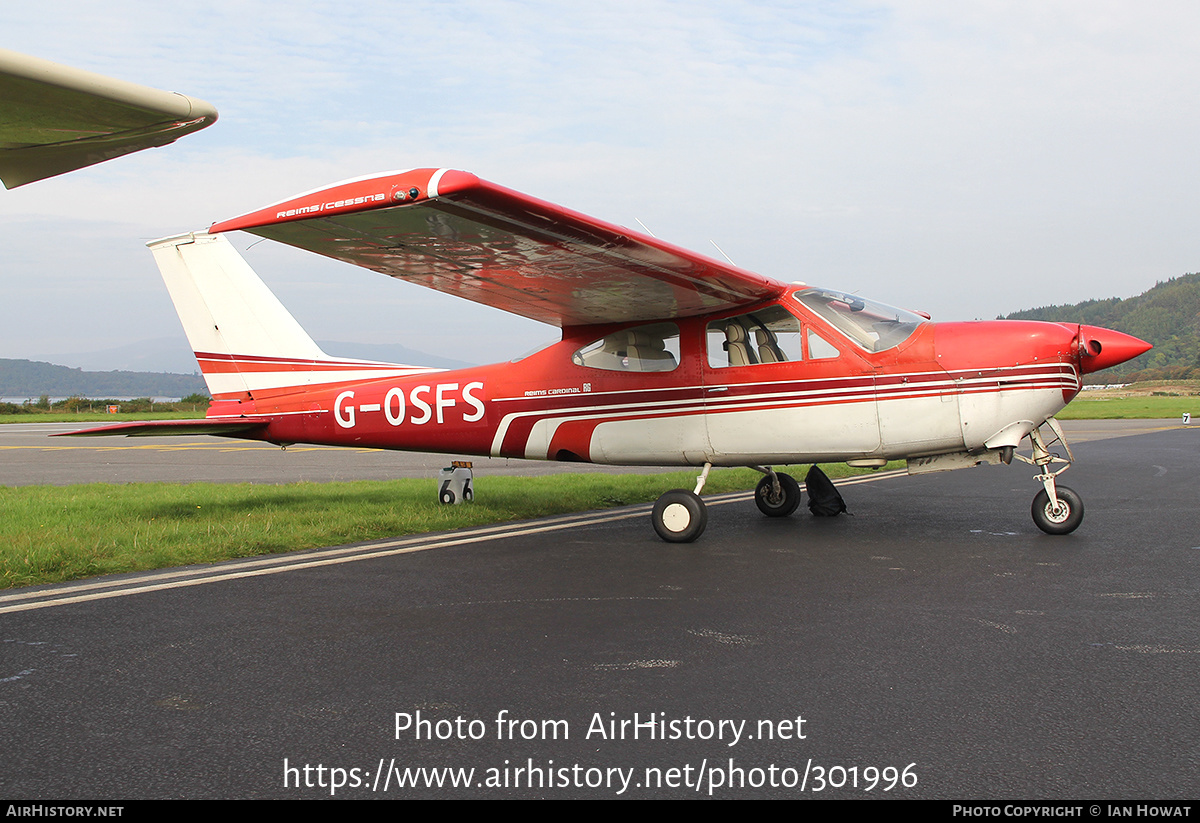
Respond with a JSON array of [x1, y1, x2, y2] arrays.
[[4, 1, 1199, 363]]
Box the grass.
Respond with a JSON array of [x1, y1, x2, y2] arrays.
[[0, 465, 893, 590], [0, 411, 200, 424], [1056, 396, 1198, 419], [1059, 381, 1200, 419], [0, 395, 212, 423]]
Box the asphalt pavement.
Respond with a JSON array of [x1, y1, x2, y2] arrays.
[[1, 421, 1196, 798], [0, 418, 1185, 486]]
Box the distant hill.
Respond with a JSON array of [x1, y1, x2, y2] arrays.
[[2, 338, 475, 399], [43, 337, 199, 374], [43, 338, 474, 375], [1003, 272, 1200, 382], [0, 359, 207, 398], [317, 341, 473, 371]]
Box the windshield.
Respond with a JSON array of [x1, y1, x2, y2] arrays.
[[792, 288, 926, 352]]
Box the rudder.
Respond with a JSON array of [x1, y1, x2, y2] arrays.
[[149, 231, 431, 401]]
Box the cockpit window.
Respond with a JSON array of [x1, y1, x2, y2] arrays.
[[572, 322, 680, 372], [792, 288, 925, 352]]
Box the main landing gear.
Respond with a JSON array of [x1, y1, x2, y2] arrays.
[[651, 489, 708, 543], [1015, 418, 1084, 535], [651, 464, 803, 543], [753, 469, 802, 517], [652, 463, 711, 543]]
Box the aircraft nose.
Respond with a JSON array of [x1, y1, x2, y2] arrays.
[[1077, 325, 1152, 374]]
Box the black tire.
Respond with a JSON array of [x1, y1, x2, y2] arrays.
[[1031, 486, 1084, 535], [652, 489, 708, 543], [754, 473, 802, 517]]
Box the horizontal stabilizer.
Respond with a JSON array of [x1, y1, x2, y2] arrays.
[[55, 419, 268, 438]]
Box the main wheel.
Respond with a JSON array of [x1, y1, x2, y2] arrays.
[[754, 473, 802, 517], [652, 489, 708, 543], [1031, 486, 1084, 535]]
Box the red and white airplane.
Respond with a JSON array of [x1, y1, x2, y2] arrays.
[[66, 168, 1151, 541]]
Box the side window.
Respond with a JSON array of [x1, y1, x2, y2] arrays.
[[806, 329, 839, 360], [572, 322, 679, 372], [707, 305, 803, 368]]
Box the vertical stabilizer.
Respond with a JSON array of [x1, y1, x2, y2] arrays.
[[149, 232, 434, 401]]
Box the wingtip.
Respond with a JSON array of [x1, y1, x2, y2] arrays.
[[208, 168, 460, 234]]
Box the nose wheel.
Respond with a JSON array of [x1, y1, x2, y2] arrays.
[[1016, 419, 1084, 535], [1031, 486, 1084, 535]]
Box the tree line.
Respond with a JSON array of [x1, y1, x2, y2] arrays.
[[1002, 272, 1200, 382]]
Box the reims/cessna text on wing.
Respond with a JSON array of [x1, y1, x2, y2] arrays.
[[65, 168, 1151, 541]]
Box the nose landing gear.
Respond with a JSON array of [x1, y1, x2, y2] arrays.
[[1015, 418, 1084, 535], [1031, 486, 1084, 534]]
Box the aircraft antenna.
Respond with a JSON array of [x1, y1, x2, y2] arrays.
[[710, 239, 736, 266], [634, 218, 656, 237]]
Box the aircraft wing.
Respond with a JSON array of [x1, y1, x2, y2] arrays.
[[0, 48, 218, 189], [208, 168, 786, 327]]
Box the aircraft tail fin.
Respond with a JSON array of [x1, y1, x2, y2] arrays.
[[149, 232, 435, 401]]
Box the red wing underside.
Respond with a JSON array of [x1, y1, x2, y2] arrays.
[[209, 169, 784, 327]]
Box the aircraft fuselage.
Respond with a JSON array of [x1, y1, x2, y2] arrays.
[[206, 295, 1140, 472]]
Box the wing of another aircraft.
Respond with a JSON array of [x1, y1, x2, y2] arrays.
[[208, 168, 786, 327], [0, 48, 218, 189]]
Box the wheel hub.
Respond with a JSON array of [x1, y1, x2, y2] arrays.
[[660, 502, 692, 531], [1044, 502, 1069, 523]]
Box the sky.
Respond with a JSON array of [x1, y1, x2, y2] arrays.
[[3, 1, 1199, 370]]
